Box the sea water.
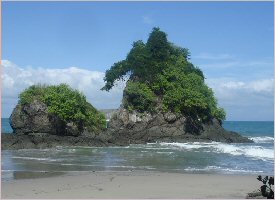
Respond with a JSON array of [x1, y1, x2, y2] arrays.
[[1, 118, 13, 133], [1, 119, 274, 180]]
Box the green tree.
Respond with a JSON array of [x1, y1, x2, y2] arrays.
[[19, 83, 106, 132], [102, 27, 226, 122], [124, 81, 156, 112]]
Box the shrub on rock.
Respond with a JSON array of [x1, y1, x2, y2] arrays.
[[11, 84, 106, 136], [101, 27, 226, 124]]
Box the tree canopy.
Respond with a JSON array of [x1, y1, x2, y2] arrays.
[[102, 27, 226, 122], [19, 83, 106, 132]]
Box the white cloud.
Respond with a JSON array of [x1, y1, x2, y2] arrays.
[[207, 78, 274, 94], [246, 79, 274, 93], [1, 60, 273, 120], [1, 60, 125, 117], [206, 78, 274, 120], [142, 16, 153, 25], [220, 81, 245, 89]]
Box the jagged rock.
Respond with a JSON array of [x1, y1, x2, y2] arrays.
[[5, 89, 252, 150], [164, 112, 178, 122], [10, 100, 82, 136], [10, 100, 55, 134], [1, 132, 125, 150], [65, 122, 80, 136], [107, 107, 252, 144]]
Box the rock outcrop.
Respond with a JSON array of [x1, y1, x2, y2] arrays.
[[106, 107, 252, 144], [4, 27, 253, 150], [10, 100, 82, 136], [1, 131, 119, 150], [6, 90, 252, 150]]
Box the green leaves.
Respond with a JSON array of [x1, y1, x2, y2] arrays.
[[101, 27, 226, 122], [124, 81, 156, 113], [146, 27, 170, 61], [19, 84, 47, 105], [19, 84, 106, 133], [162, 72, 210, 120], [101, 60, 130, 91]]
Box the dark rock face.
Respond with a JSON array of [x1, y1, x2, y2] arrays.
[[201, 119, 251, 143], [10, 100, 81, 136], [1, 132, 123, 150], [5, 98, 252, 150], [107, 108, 252, 144], [10, 100, 54, 134]]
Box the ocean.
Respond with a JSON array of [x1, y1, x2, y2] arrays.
[[1, 118, 274, 180]]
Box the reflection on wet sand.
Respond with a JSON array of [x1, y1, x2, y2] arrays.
[[13, 171, 65, 179]]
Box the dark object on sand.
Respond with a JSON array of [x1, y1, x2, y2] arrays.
[[257, 175, 274, 199], [246, 191, 265, 199]]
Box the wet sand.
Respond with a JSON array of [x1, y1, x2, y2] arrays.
[[2, 171, 261, 199]]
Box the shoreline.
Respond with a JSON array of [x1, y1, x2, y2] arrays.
[[2, 170, 262, 199], [1, 131, 253, 151]]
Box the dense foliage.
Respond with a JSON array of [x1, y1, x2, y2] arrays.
[[101, 27, 226, 122], [124, 81, 156, 112], [19, 84, 106, 132]]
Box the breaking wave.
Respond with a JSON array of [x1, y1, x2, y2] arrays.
[[183, 166, 264, 174], [249, 136, 274, 143], [160, 142, 274, 161]]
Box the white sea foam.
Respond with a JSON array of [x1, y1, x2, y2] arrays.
[[184, 166, 264, 174], [103, 165, 137, 169], [249, 136, 274, 143], [159, 142, 274, 161], [12, 156, 62, 162], [59, 163, 139, 169], [156, 151, 174, 154], [60, 163, 99, 166], [67, 149, 76, 153]]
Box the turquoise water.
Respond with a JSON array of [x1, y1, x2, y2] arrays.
[[1, 118, 13, 133], [1, 119, 274, 180], [223, 121, 274, 137], [3, 118, 274, 136]]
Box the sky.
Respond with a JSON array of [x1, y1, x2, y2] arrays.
[[2, 1, 274, 120]]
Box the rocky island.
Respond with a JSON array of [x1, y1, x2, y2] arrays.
[[102, 27, 252, 144], [2, 28, 252, 150], [2, 84, 113, 149]]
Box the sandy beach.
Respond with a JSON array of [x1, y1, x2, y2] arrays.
[[2, 171, 261, 199]]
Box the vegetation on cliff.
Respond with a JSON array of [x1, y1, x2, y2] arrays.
[[19, 83, 106, 132], [102, 27, 226, 122]]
